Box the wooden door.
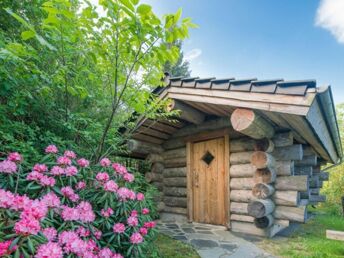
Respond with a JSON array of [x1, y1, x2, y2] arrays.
[[189, 136, 229, 226]]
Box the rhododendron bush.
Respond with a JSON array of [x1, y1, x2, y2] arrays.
[[0, 146, 158, 257]]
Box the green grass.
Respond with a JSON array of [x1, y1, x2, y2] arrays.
[[149, 234, 200, 258], [258, 210, 344, 258]]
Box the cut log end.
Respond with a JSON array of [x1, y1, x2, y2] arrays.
[[251, 151, 275, 169], [254, 215, 274, 228], [247, 199, 275, 218], [252, 183, 275, 199]]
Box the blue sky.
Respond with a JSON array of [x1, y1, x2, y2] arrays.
[[144, 0, 344, 103]]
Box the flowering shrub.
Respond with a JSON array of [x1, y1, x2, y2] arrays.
[[0, 146, 158, 257]]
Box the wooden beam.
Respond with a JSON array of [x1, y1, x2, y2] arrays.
[[272, 144, 303, 161], [127, 139, 163, 154], [167, 99, 205, 124], [230, 108, 275, 139]]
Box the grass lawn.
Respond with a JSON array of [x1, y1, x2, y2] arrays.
[[150, 234, 200, 258], [258, 210, 344, 258]]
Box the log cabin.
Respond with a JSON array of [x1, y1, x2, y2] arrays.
[[127, 75, 342, 237]]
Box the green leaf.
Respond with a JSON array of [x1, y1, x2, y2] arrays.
[[137, 4, 152, 15], [21, 30, 36, 40], [10, 236, 20, 250], [174, 8, 182, 22], [27, 238, 35, 254], [119, 0, 135, 11]]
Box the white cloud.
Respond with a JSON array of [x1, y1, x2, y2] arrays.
[[184, 48, 202, 62], [315, 0, 344, 44]]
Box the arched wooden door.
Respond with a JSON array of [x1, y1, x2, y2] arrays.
[[187, 135, 230, 226]]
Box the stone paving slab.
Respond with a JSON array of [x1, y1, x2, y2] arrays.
[[158, 220, 275, 258]]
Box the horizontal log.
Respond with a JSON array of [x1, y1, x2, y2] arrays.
[[230, 202, 248, 214], [158, 202, 165, 212], [163, 167, 186, 178], [299, 199, 309, 206], [162, 148, 186, 160], [163, 187, 187, 197], [146, 154, 164, 163], [326, 230, 344, 241], [145, 172, 163, 183], [230, 190, 255, 203], [272, 131, 293, 147], [230, 108, 275, 139], [274, 206, 307, 223], [163, 196, 187, 208], [163, 206, 187, 215], [294, 166, 313, 176], [273, 191, 300, 206], [151, 162, 164, 173], [163, 177, 187, 187], [230, 151, 254, 165], [309, 188, 320, 195], [276, 160, 294, 176], [167, 99, 205, 124], [309, 176, 320, 188], [162, 137, 186, 150], [164, 157, 186, 168], [253, 168, 276, 184], [272, 144, 303, 161], [127, 139, 163, 154], [230, 214, 254, 223], [230, 178, 255, 190], [248, 199, 275, 218], [313, 166, 321, 174], [294, 155, 317, 166], [275, 176, 309, 191], [251, 151, 275, 169], [318, 172, 329, 181], [300, 191, 310, 199], [303, 145, 316, 156], [230, 164, 256, 178], [152, 182, 163, 191], [230, 138, 274, 153], [231, 221, 285, 237], [252, 183, 275, 199], [309, 195, 326, 202], [254, 215, 274, 229]]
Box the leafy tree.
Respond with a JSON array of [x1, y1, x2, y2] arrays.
[[0, 0, 196, 163], [164, 41, 191, 77]]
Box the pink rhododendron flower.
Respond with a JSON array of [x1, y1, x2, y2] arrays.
[[35, 242, 63, 258], [8, 152, 22, 163], [33, 164, 48, 173], [130, 232, 143, 244], [77, 201, 95, 222], [45, 145, 58, 154], [136, 192, 145, 201], [127, 216, 138, 227], [113, 254, 124, 258], [139, 227, 148, 236], [99, 248, 113, 258], [65, 166, 78, 176], [103, 180, 118, 192], [77, 158, 89, 167], [42, 227, 57, 241], [64, 150, 76, 159], [27, 171, 43, 181], [61, 186, 79, 202], [75, 181, 86, 190], [123, 173, 134, 182], [0, 189, 15, 208], [113, 223, 125, 233], [0, 240, 17, 256], [21, 199, 48, 220], [101, 207, 113, 218], [41, 192, 60, 208], [112, 163, 127, 175], [39, 175, 56, 187], [51, 166, 65, 176], [117, 187, 136, 201], [61, 206, 80, 221], [94, 228, 102, 239], [14, 217, 41, 235], [131, 210, 138, 217], [57, 156, 71, 166], [100, 158, 111, 167], [144, 221, 156, 229], [142, 208, 149, 215], [12, 194, 31, 211], [96, 172, 109, 182], [76, 226, 90, 237], [0, 160, 17, 174]]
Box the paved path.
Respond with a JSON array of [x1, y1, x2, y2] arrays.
[[157, 221, 275, 258]]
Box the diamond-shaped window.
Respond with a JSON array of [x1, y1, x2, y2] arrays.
[[202, 151, 214, 165]]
